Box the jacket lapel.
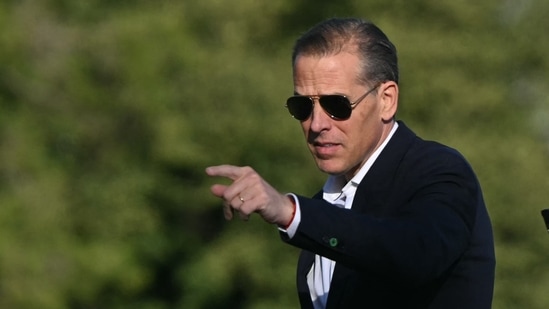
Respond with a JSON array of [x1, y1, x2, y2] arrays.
[[326, 122, 417, 307], [296, 122, 417, 308], [351, 121, 416, 214], [296, 250, 315, 309]]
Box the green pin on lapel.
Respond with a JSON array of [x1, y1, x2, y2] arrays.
[[329, 237, 338, 247]]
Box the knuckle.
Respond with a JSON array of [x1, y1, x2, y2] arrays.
[[242, 166, 258, 178], [248, 174, 261, 183]]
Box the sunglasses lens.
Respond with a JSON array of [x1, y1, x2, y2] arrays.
[[320, 95, 352, 119], [286, 97, 313, 120], [286, 95, 353, 120]]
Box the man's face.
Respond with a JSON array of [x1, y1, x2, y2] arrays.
[[292, 52, 396, 180]]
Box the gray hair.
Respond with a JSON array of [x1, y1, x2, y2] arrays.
[[291, 18, 399, 86]]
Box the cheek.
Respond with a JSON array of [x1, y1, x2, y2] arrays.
[[357, 102, 378, 119], [345, 111, 381, 147], [354, 105, 381, 131]]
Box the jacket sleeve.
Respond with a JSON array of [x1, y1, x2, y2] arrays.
[[281, 146, 482, 285]]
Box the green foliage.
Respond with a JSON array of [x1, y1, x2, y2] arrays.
[[0, 0, 548, 308]]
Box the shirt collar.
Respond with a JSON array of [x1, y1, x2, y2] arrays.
[[323, 122, 399, 202]]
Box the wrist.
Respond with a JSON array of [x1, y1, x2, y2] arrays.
[[282, 195, 297, 229]]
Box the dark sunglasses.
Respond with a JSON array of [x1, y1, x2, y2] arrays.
[[286, 85, 379, 121]]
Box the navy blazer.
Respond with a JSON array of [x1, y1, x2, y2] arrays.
[[281, 122, 495, 309]]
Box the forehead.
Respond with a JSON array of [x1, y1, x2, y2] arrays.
[[293, 53, 362, 93]]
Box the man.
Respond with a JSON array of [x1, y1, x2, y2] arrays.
[[206, 18, 495, 308]]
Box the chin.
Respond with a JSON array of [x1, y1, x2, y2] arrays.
[[316, 162, 346, 176]]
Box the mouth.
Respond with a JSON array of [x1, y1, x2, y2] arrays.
[[311, 141, 341, 157], [314, 142, 339, 147]]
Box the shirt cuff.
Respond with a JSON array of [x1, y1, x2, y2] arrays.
[[278, 193, 301, 239]]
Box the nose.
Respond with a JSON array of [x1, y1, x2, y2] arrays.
[[308, 98, 332, 132]]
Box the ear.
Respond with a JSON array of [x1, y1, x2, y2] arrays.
[[379, 81, 398, 121]]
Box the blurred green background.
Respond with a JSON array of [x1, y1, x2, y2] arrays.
[[1, 0, 548, 308]]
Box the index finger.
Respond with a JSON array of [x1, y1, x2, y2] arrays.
[[205, 165, 245, 180]]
